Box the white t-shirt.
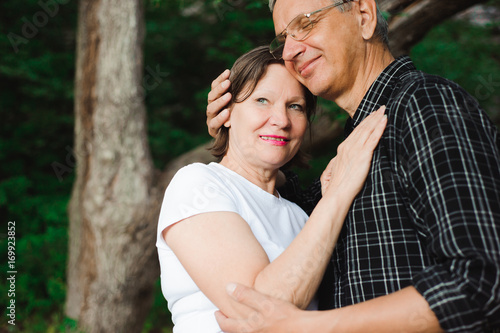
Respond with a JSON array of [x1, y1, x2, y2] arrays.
[[156, 162, 309, 333]]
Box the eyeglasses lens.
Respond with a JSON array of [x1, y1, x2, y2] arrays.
[[270, 15, 313, 59]]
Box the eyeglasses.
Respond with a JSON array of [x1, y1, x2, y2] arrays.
[[269, 0, 353, 59]]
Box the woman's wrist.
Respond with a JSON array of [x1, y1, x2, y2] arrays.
[[321, 187, 355, 213]]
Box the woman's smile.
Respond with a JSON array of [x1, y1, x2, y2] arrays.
[[259, 135, 290, 146]]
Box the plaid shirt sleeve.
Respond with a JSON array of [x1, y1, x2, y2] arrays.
[[278, 170, 322, 215], [395, 76, 500, 332]]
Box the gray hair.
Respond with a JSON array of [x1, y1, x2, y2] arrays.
[[269, 0, 389, 46]]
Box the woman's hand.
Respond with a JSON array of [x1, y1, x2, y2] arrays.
[[321, 106, 387, 200], [207, 69, 232, 137]]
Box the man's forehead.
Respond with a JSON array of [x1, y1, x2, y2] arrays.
[[272, 0, 325, 32]]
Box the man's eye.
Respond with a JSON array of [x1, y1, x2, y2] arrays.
[[301, 21, 313, 30]]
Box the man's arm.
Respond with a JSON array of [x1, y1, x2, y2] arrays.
[[216, 284, 443, 333], [396, 78, 500, 332]]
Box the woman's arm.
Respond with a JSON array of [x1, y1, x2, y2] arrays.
[[165, 106, 387, 318]]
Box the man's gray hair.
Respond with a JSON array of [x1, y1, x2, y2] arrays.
[[268, 0, 389, 46]]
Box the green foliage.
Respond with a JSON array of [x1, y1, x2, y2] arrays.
[[142, 279, 173, 333], [411, 18, 500, 117], [0, 178, 70, 331], [0, 0, 76, 331]]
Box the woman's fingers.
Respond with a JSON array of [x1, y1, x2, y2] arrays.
[[322, 106, 387, 200], [344, 105, 386, 147], [353, 105, 385, 134], [364, 109, 387, 151]]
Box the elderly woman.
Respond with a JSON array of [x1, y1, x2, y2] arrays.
[[156, 46, 386, 332]]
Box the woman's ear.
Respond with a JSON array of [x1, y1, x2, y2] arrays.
[[358, 0, 378, 41]]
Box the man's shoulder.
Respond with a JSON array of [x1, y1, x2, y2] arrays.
[[388, 68, 478, 114], [395, 69, 464, 96]]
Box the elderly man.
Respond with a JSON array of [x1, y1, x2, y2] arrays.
[[206, 0, 500, 332]]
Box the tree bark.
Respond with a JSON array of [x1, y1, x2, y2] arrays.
[[66, 0, 160, 331], [65, 1, 489, 332], [380, 0, 489, 56]]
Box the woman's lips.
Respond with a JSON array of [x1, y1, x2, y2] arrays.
[[260, 135, 290, 146]]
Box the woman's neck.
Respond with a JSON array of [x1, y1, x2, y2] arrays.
[[219, 155, 279, 197]]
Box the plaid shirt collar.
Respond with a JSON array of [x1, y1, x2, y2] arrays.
[[345, 56, 415, 136]]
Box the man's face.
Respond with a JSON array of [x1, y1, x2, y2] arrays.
[[272, 0, 364, 102]]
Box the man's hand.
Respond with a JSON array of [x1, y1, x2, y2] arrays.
[[215, 283, 304, 333], [207, 69, 232, 137]]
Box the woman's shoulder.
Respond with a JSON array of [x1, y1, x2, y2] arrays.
[[166, 162, 228, 196], [172, 162, 220, 182], [176, 162, 213, 174], [159, 163, 239, 231]]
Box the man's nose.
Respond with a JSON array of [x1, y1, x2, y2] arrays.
[[282, 36, 306, 62]]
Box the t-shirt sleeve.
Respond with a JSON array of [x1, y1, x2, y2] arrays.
[[156, 163, 239, 248]]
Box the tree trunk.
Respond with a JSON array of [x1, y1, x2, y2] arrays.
[[380, 0, 489, 56], [66, 0, 160, 331], [65, 1, 489, 332]]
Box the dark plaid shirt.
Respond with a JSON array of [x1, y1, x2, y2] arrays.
[[280, 56, 500, 332]]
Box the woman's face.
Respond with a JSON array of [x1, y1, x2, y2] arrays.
[[225, 64, 308, 171]]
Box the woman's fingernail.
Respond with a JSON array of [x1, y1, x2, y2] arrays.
[[226, 283, 237, 295]]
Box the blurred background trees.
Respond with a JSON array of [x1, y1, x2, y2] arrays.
[[1, 0, 499, 332]]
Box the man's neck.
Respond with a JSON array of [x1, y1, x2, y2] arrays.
[[336, 47, 395, 118]]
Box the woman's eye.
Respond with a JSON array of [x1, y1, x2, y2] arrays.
[[256, 98, 268, 104], [289, 104, 305, 112]]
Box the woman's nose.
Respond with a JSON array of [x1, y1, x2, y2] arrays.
[[270, 107, 291, 128]]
